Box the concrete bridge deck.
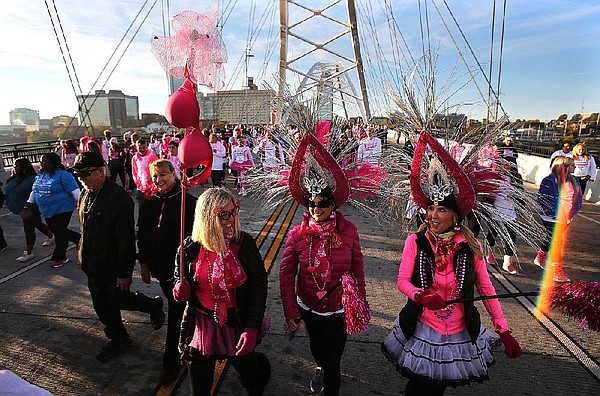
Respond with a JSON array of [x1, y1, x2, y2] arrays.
[[0, 173, 599, 395]]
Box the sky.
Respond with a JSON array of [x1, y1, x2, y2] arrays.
[[1, 0, 599, 126]]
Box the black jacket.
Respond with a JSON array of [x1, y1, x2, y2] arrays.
[[175, 232, 268, 357], [78, 178, 136, 279], [137, 183, 196, 281]]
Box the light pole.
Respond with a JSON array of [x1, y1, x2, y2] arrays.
[[244, 48, 254, 125]]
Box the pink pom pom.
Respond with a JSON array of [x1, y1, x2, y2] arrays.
[[173, 278, 191, 302], [548, 281, 600, 332], [341, 273, 370, 334]]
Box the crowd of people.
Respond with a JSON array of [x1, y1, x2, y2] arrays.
[[0, 124, 596, 395]]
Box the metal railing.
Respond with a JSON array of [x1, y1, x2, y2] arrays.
[[1, 141, 59, 168]]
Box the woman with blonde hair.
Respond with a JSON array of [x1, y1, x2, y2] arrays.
[[571, 143, 596, 195], [173, 187, 270, 395], [383, 133, 521, 396], [137, 159, 196, 384], [535, 156, 582, 282]]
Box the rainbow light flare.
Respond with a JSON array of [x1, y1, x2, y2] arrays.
[[536, 184, 570, 317]]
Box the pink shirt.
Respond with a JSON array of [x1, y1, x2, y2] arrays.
[[397, 233, 509, 335]]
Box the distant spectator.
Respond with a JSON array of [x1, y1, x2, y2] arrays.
[[60, 139, 79, 168], [449, 141, 466, 163], [572, 143, 597, 194], [4, 158, 54, 262], [497, 136, 518, 164], [102, 130, 112, 163], [357, 128, 382, 164], [132, 139, 159, 209], [26, 153, 80, 268], [108, 137, 127, 186], [550, 141, 572, 166]]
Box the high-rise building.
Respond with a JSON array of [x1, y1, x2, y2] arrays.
[[76, 90, 140, 130], [9, 108, 40, 132], [198, 88, 276, 125]]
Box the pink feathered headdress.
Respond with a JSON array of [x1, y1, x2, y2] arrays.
[[289, 127, 350, 208]]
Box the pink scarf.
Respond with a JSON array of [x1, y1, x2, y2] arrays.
[[299, 212, 342, 282], [193, 231, 247, 326], [429, 230, 460, 271]]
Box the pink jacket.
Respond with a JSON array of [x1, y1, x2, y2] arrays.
[[279, 212, 366, 321], [397, 232, 509, 335]]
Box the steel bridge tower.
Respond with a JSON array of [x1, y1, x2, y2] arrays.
[[277, 0, 370, 123]]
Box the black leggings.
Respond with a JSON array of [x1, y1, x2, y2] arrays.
[[301, 308, 348, 396], [22, 205, 51, 246], [187, 352, 270, 396], [45, 211, 80, 260]]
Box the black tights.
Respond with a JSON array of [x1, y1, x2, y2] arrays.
[[405, 378, 447, 396], [187, 352, 270, 396]]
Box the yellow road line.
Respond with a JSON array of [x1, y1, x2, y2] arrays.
[[263, 201, 299, 272], [255, 201, 286, 247]]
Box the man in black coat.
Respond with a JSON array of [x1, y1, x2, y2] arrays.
[[72, 152, 165, 361]]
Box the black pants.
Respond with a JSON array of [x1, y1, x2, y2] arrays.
[[159, 279, 186, 371], [87, 276, 157, 339], [22, 205, 51, 246], [109, 166, 126, 186], [188, 352, 270, 396], [301, 308, 348, 396], [211, 169, 225, 186], [45, 211, 80, 261], [486, 226, 516, 256]]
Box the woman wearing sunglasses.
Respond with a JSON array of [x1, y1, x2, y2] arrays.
[[280, 181, 367, 395], [173, 187, 271, 395], [137, 159, 197, 385]]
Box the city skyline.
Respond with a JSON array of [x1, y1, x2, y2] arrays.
[[1, 0, 599, 125]]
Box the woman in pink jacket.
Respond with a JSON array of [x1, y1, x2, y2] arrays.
[[382, 133, 522, 396], [280, 179, 367, 395]]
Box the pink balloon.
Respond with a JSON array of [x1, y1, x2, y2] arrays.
[[165, 79, 199, 129], [178, 128, 213, 182]]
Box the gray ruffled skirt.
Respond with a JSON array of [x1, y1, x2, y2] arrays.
[[382, 318, 500, 387]]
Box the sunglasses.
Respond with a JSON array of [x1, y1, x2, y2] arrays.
[[73, 167, 99, 178], [215, 207, 239, 220], [307, 199, 333, 208]]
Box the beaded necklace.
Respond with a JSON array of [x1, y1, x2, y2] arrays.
[[82, 191, 99, 214], [307, 236, 333, 299], [418, 238, 467, 321]]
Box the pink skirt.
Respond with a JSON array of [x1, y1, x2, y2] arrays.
[[189, 309, 242, 357]]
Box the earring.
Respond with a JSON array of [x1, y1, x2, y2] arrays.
[[453, 222, 461, 231], [424, 218, 429, 224]]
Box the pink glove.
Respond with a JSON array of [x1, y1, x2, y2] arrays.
[[173, 278, 190, 302], [499, 331, 522, 359], [236, 328, 258, 356], [420, 290, 447, 311]]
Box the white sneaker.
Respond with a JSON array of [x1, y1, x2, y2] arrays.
[[42, 236, 55, 246], [16, 251, 35, 262], [502, 255, 518, 274]]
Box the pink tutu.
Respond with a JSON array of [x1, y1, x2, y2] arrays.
[[229, 160, 253, 172], [190, 309, 241, 357]]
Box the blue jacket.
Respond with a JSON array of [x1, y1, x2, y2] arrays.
[[4, 175, 35, 214], [32, 169, 79, 218], [538, 174, 582, 222]]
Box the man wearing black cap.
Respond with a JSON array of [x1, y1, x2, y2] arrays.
[[71, 151, 165, 361]]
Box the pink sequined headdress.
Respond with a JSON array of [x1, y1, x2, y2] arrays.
[[410, 132, 475, 218], [289, 128, 350, 208]]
